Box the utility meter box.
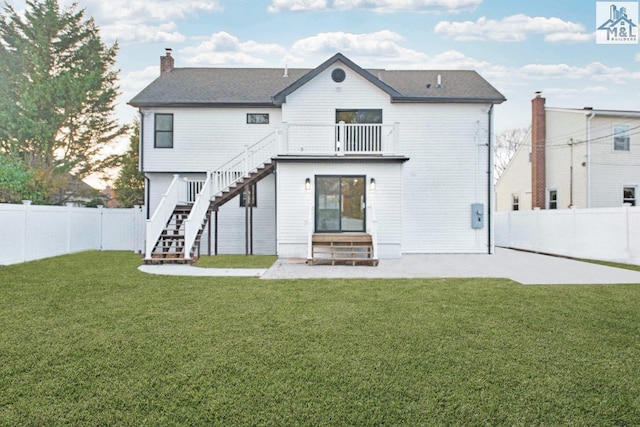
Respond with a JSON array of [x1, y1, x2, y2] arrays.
[[471, 203, 484, 229]]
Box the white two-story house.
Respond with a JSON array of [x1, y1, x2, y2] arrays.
[[496, 93, 640, 211], [129, 51, 505, 264]]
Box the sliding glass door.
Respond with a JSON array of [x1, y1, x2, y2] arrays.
[[315, 176, 365, 232]]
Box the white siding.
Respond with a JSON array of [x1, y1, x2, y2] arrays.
[[545, 110, 640, 209], [545, 109, 587, 209], [276, 161, 403, 259], [495, 141, 532, 212], [395, 103, 492, 253], [588, 115, 640, 208], [282, 61, 391, 125], [198, 174, 276, 255], [141, 107, 282, 173]]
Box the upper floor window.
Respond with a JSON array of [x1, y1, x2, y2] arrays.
[[512, 194, 519, 211], [247, 113, 269, 124], [548, 190, 558, 209], [154, 114, 173, 148], [623, 186, 636, 206], [336, 109, 382, 124], [613, 125, 630, 151]]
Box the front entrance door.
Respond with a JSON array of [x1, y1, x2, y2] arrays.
[[315, 176, 365, 232]]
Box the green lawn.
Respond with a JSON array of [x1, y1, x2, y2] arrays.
[[1, 251, 639, 425]]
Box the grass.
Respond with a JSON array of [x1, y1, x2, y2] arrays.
[[1, 251, 639, 425], [194, 254, 277, 269], [581, 259, 640, 273]]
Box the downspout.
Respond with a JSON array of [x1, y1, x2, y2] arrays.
[[487, 104, 494, 254], [586, 110, 595, 208], [139, 109, 151, 219]]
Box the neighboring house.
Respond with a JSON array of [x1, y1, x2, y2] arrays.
[[496, 93, 640, 211], [129, 51, 505, 264]]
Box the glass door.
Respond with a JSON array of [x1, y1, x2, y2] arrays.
[[315, 176, 365, 232]]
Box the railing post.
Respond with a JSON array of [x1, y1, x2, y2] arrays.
[[337, 121, 345, 155]]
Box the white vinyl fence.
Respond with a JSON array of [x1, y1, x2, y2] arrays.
[[495, 206, 640, 266], [0, 202, 145, 266]]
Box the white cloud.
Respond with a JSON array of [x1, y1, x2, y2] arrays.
[[269, 0, 481, 13], [58, 0, 222, 45], [268, 0, 329, 12], [77, 0, 222, 23], [180, 32, 287, 66], [292, 30, 407, 55], [434, 14, 588, 42], [101, 22, 187, 44], [544, 32, 594, 43]]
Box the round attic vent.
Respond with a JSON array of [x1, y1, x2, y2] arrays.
[[332, 68, 346, 83]]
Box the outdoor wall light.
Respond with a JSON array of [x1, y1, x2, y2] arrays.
[[370, 178, 376, 190], [305, 178, 311, 191]]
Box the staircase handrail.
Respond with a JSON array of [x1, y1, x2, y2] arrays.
[[212, 131, 278, 197], [183, 172, 213, 260], [145, 174, 185, 259], [181, 131, 278, 260], [366, 204, 379, 260]]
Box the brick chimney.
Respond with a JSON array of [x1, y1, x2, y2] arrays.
[[531, 92, 546, 209], [161, 48, 174, 74]]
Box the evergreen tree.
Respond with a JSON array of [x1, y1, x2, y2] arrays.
[[111, 121, 144, 208], [0, 0, 127, 203]]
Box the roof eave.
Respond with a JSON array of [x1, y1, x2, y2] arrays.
[[391, 96, 506, 104], [128, 101, 279, 109]]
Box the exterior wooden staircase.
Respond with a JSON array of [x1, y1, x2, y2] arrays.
[[309, 233, 378, 266], [146, 162, 275, 264]]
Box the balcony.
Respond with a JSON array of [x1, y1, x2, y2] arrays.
[[279, 122, 400, 156]]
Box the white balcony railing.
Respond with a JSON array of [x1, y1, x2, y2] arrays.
[[282, 122, 399, 155]]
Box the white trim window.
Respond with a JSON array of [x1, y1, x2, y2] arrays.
[[548, 189, 558, 209], [512, 193, 520, 211], [613, 124, 630, 151], [154, 113, 173, 148], [623, 186, 636, 206]]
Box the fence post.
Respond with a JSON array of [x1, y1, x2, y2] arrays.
[[22, 200, 31, 264], [97, 205, 105, 251], [66, 203, 74, 255]]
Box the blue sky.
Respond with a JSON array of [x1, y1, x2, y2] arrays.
[[7, 0, 640, 164]]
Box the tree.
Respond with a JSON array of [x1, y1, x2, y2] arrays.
[[0, 0, 127, 203], [494, 127, 530, 179], [0, 153, 41, 203], [111, 121, 144, 208]]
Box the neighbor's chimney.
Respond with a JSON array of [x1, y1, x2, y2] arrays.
[[531, 91, 546, 209], [161, 48, 174, 74]]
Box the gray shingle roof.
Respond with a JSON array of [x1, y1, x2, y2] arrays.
[[129, 53, 505, 107]]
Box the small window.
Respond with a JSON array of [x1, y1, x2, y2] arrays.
[[154, 114, 173, 148], [548, 190, 558, 209], [247, 113, 269, 124], [623, 186, 636, 206], [240, 184, 257, 207], [614, 125, 630, 151], [512, 194, 519, 211]]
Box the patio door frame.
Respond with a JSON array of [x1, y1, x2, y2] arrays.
[[314, 175, 366, 233]]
